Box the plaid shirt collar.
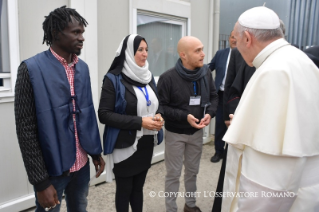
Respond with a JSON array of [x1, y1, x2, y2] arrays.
[[50, 47, 79, 67]]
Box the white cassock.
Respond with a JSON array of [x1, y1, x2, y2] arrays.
[[221, 38, 319, 212]]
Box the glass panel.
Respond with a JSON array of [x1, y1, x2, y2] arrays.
[[137, 14, 183, 76], [0, 0, 10, 74]]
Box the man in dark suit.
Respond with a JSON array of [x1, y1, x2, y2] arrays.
[[211, 48, 255, 211], [223, 48, 256, 124], [208, 31, 236, 162]]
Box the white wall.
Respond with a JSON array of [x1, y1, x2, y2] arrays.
[[97, 0, 130, 101], [190, 0, 211, 63], [18, 0, 69, 61], [132, 0, 191, 18], [0, 103, 31, 210]]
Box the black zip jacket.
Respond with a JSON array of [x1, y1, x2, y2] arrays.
[[157, 67, 218, 135]]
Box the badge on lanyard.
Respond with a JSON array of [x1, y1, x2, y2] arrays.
[[189, 81, 201, 105], [137, 86, 151, 106], [189, 96, 201, 105]]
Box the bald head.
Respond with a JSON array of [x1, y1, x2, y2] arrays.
[[177, 36, 205, 70], [177, 36, 201, 55]]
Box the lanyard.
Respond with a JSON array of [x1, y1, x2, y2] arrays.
[[137, 86, 151, 106], [192, 81, 197, 96]]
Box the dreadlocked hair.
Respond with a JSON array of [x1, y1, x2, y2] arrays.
[[42, 5, 88, 46]]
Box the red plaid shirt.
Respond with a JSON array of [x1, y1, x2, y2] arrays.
[[50, 48, 88, 172]]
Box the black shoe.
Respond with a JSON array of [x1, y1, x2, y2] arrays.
[[210, 153, 223, 163], [184, 203, 202, 212]]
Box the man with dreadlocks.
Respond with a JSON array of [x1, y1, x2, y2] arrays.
[[14, 6, 105, 212]]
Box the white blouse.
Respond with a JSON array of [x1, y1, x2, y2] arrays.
[[105, 84, 159, 182]]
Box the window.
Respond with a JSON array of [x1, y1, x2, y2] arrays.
[[0, 0, 19, 100], [135, 11, 187, 77], [0, 0, 9, 88]]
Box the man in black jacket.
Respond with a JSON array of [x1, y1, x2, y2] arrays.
[[211, 47, 255, 212], [157, 36, 218, 212]]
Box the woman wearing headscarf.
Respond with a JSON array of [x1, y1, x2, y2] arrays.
[[98, 34, 163, 212]]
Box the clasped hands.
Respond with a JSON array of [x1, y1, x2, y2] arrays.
[[142, 113, 164, 131], [187, 114, 211, 129]]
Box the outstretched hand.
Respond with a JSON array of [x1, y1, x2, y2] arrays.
[[187, 114, 206, 129], [199, 114, 211, 126]]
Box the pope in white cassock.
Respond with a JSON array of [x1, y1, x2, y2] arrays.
[[221, 6, 319, 212]]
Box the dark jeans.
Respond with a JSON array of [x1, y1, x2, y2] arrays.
[[115, 169, 149, 212], [34, 161, 90, 212], [214, 90, 227, 154]]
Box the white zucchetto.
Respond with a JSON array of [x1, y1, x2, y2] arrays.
[[238, 6, 280, 29]]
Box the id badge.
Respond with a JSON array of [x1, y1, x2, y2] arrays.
[[189, 96, 201, 105]]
